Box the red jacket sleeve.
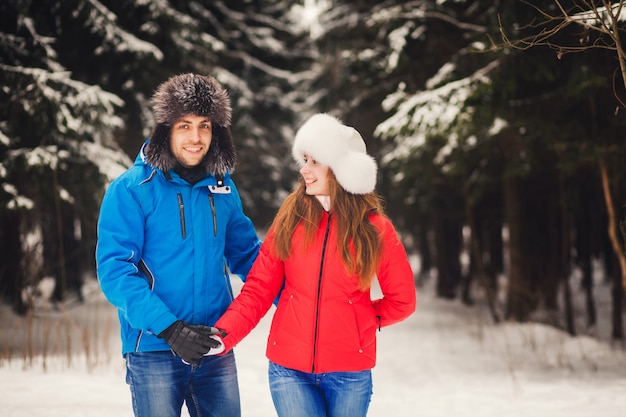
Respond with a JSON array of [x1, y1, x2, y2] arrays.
[[215, 234, 285, 352], [371, 216, 417, 327]]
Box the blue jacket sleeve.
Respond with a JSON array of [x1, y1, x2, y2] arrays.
[[96, 177, 178, 335]]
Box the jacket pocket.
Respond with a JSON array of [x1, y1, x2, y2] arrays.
[[350, 299, 377, 349]]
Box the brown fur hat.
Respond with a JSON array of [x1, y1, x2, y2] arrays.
[[144, 73, 236, 175]]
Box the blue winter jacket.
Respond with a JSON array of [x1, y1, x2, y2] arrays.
[[96, 144, 261, 355]]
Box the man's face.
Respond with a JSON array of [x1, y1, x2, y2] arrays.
[[169, 115, 212, 168]]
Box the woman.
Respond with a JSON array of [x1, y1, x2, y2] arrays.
[[215, 113, 416, 417]]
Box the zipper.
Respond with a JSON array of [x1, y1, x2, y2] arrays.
[[177, 193, 186, 238], [312, 212, 332, 373], [208, 194, 217, 236]]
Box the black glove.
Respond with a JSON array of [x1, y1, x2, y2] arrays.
[[158, 321, 222, 364], [187, 324, 227, 338]]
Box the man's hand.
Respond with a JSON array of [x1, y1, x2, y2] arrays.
[[187, 325, 226, 356], [158, 321, 222, 364]]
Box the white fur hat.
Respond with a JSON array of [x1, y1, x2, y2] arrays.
[[292, 113, 377, 194]]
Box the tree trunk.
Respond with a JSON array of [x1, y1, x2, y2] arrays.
[[542, 176, 561, 314], [505, 160, 566, 323], [484, 209, 505, 277], [0, 212, 28, 315], [416, 225, 433, 283], [504, 176, 535, 321], [559, 176, 575, 336], [576, 174, 597, 328], [50, 203, 85, 303], [433, 210, 462, 299], [598, 159, 626, 340], [611, 259, 624, 339], [465, 199, 500, 322], [599, 159, 626, 295]]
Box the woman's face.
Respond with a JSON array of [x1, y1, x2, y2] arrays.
[[300, 153, 330, 196]]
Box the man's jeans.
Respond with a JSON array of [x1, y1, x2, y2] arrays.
[[269, 361, 372, 417], [125, 350, 240, 417]]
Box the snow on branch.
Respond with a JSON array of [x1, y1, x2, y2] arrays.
[[80, 141, 132, 185], [1, 64, 124, 143], [8, 146, 69, 170], [82, 0, 163, 59], [2, 183, 34, 210], [569, 1, 626, 27], [375, 59, 500, 163]]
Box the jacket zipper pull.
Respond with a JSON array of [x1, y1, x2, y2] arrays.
[[208, 194, 217, 237], [177, 193, 186, 238]]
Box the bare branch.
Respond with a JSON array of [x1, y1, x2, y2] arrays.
[[494, 0, 626, 58]]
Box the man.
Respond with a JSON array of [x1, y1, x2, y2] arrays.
[[96, 73, 261, 417]]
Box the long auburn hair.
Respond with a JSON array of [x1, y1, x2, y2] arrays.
[[271, 170, 385, 290]]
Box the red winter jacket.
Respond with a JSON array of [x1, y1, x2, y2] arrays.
[[215, 210, 416, 373]]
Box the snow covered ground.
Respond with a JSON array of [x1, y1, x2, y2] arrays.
[[1, 274, 625, 417]]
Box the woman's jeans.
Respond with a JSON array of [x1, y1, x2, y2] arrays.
[[269, 361, 373, 417], [125, 350, 240, 417]]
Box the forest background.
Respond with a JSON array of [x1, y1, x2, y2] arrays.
[[2, 0, 626, 354]]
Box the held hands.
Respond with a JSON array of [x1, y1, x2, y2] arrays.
[[187, 324, 226, 357], [158, 321, 226, 364]]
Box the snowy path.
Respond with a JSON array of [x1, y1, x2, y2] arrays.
[[1, 279, 625, 417]]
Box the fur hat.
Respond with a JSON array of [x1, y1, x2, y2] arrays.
[[292, 113, 377, 194], [144, 73, 236, 175]]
